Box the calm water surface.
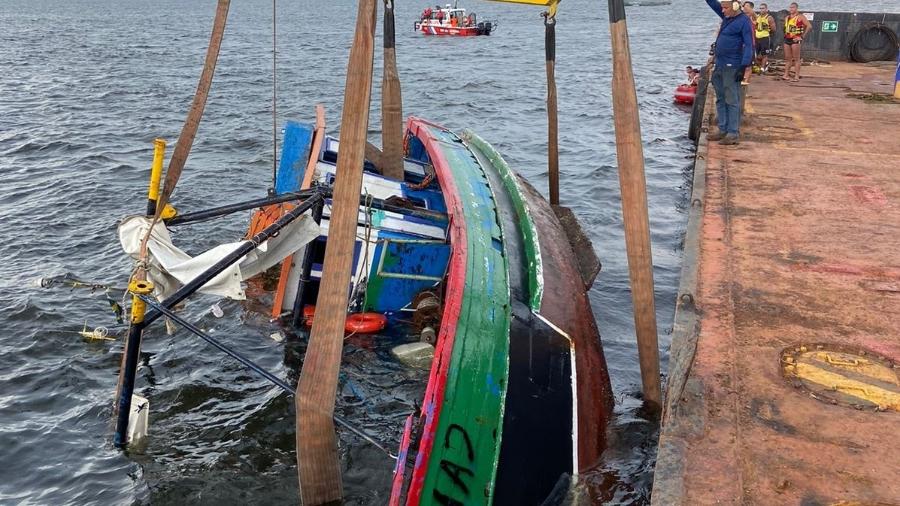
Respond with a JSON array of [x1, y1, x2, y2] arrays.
[[0, 0, 893, 504]]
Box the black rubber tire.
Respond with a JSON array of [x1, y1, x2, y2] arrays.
[[849, 23, 900, 63], [688, 67, 710, 144]]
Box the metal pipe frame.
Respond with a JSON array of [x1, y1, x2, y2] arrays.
[[143, 192, 324, 328], [291, 198, 325, 328], [136, 294, 396, 457], [165, 189, 318, 226], [166, 187, 448, 227], [114, 192, 323, 446]]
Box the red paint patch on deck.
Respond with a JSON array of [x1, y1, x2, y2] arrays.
[[849, 185, 889, 207]]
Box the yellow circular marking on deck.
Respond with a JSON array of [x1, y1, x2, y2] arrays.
[[782, 344, 900, 412]]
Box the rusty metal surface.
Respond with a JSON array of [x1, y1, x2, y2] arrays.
[[654, 62, 900, 505], [552, 205, 602, 290], [517, 176, 614, 470]]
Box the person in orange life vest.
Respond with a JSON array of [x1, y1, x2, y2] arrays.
[[436, 8, 444, 24], [782, 2, 813, 82]]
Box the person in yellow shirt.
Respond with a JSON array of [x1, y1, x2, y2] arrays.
[[753, 3, 776, 73]]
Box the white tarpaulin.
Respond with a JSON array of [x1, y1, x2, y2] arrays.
[[119, 215, 320, 301]]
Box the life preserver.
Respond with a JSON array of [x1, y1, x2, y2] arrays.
[[674, 84, 696, 105], [784, 14, 805, 40], [345, 313, 388, 334], [302, 305, 316, 327], [302, 307, 387, 334], [755, 14, 771, 38]]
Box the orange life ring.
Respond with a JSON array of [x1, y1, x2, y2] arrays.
[[345, 313, 388, 334], [301, 307, 387, 334]]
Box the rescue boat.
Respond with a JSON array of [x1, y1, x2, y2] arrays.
[[242, 114, 613, 503], [415, 4, 493, 36]]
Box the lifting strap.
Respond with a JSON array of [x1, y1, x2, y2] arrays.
[[295, 0, 378, 504]]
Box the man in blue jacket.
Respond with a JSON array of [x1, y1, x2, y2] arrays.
[[705, 0, 754, 145]]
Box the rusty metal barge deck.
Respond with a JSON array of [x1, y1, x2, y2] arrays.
[[654, 61, 900, 505]]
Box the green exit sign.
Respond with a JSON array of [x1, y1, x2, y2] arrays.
[[822, 21, 839, 32]]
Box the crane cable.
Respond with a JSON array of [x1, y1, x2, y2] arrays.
[[272, 0, 278, 187]]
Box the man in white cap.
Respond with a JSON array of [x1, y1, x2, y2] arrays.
[[704, 0, 754, 145]]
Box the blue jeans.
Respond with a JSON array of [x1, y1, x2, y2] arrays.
[[711, 64, 742, 135]]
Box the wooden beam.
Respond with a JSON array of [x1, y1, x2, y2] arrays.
[[381, 0, 404, 179], [294, 0, 377, 503], [544, 13, 559, 205], [365, 140, 384, 172], [607, 0, 662, 408]]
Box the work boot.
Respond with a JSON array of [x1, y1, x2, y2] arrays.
[[719, 133, 740, 145], [707, 131, 725, 141]]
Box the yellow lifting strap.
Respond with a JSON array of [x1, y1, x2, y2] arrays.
[[487, 0, 560, 18]]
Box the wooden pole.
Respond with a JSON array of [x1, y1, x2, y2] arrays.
[[295, 0, 377, 503], [607, 0, 662, 408], [544, 12, 559, 205], [381, 0, 404, 179], [365, 140, 385, 172]]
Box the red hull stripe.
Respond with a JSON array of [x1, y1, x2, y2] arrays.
[[397, 117, 469, 506]]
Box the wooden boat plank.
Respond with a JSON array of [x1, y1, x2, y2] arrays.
[[518, 174, 614, 469], [404, 119, 511, 505], [465, 133, 577, 502]]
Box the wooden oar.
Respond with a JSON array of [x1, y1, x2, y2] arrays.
[[295, 0, 377, 503], [381, 0, 404, 180], [607, 0, 662, 408]]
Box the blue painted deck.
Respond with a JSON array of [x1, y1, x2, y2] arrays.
[[274, 121, 315, 194]]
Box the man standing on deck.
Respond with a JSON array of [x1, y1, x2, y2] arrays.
[[704, 0, 754, 145], [754, 3, 776, 73]]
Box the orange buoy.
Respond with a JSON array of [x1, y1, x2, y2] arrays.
[[345, 313, 387, 334], [674, 84, 697, 105], [302, 305, 316, 327]]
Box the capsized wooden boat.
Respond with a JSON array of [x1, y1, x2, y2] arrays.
[[250, 115, 613, 503]]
